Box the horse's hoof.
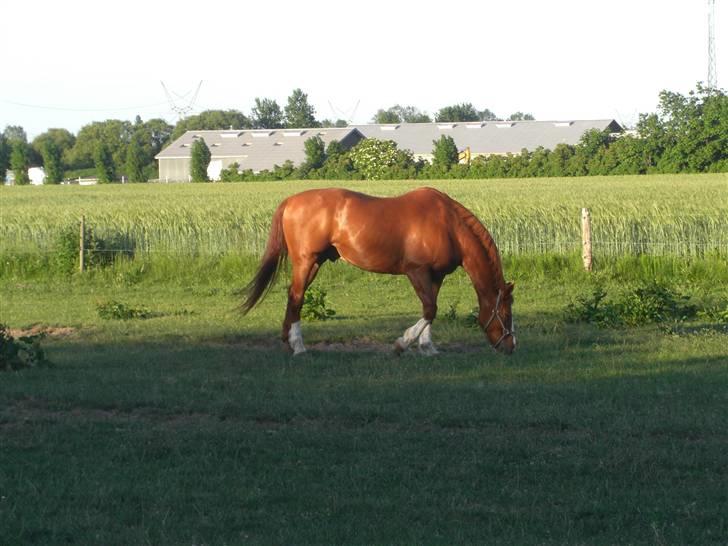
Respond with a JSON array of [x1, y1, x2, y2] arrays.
[[393, 338, 407, 355], [419, 343, 439, 356]]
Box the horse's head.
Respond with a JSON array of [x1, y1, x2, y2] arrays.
[[480, 282, 516, 354]]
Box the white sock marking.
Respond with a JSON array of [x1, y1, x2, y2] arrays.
[[288, 321, 306, 355]]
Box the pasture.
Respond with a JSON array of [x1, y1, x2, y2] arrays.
[[1, 174, 727, 544]]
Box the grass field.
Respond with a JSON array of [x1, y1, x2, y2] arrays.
[[1, 174, 727, 544]]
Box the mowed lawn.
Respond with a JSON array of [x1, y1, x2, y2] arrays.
[[1, 174, 727, 544]]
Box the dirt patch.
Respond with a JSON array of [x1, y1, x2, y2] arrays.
[[8, 324, 77, 339]]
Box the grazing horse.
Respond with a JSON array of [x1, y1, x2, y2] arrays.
[[242, 187, 515, 355]]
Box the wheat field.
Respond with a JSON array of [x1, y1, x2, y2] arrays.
[[1, 174, 726, 259]]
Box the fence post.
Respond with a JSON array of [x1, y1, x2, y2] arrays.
[[79, 215, 85, 273], [581, 207, 592, 272]]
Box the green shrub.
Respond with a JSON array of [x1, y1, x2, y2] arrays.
[[96, 300, 152, 320], [55, 223, 135, 274], [0, 325, 51, 371], [565, 280, 698, 327], [618, 280, 696, 326], [564, 284, 622, 327], [301, 287, 336, 321]]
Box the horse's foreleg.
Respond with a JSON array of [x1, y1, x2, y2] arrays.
[[394, 318, 430, 353], [396, 270, 442, 355], [282, 258, 320, 355]]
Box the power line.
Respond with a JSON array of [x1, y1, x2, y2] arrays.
[[1, 98, 169, 112]]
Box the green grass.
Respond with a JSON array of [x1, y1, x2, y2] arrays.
[[2, 264, 728, 544], [1, 174, 727, 544]]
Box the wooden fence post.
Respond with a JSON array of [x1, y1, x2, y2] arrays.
[[79, 215, 85, 273], [581, 207, 592, 272]]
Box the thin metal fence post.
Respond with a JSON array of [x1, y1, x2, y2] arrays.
[[79, 215, 85, 273]]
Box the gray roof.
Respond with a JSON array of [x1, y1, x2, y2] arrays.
[[352, 120, 623, 155], [156, 127, 363, 171]]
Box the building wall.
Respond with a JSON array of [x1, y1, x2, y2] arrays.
[[158, 158, 191, 182], [159, 156, 258, 181]]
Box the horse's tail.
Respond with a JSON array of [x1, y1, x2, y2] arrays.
[[241, 201, 288, 314]]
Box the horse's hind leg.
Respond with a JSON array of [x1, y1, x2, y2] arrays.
[[282, 256, 321, 355]]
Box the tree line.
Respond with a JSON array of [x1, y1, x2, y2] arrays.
[[1, 84, 724, 184], [204, 84, 726, 182]]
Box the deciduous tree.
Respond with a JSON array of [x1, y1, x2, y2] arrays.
[[10, 141, 30, 185], [40, 139, 63, 183], [94, 142, 115, 183], [435, 103, 480, 122], [284, 89, 319, 128], [252, 98, 284, 129], [190, 139, 211, 182], [432, 135, 459, 169]]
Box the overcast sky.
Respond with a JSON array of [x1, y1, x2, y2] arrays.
[[1, 0, 725, 138]]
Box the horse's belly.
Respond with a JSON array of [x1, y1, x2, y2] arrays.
[[333, 243, 403, 274]]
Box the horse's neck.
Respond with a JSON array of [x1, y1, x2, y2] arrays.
[[461, 238, 501, 307]]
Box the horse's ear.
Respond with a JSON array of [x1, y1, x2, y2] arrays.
[[506, 281, 515, 294]]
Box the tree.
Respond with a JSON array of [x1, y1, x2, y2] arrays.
[[141, 118, 174, 159], [32, 129, 75, 174], [3, 125, 27, 144], [349, 139, 415, 180], [171, 110, 252, 140], [372, 108, 401, 124], [93, 142, 115, 183], [251, 98, 284, 129], [125, 133, 147, 182], [10, 141, 29, 185], [508, 112, 535, 121], [435, 103, 480, 122], [432, 135, 459, 170], [0, 135, 10, 181], [372, 105, 431, 124], [68, 120, 133, 171], [190, 139, 211, 182], [303, 136, 326, 170], [39, 139, 63, 183], [284, 88, 319, 128], [321, 119, 348, 128], [479, 108, 498, 121]]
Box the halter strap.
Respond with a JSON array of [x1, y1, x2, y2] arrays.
[[482, 289, 513, 350]]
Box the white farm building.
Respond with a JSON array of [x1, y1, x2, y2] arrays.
[[155, 127, 364, 182], [155, 120, 623, 181]]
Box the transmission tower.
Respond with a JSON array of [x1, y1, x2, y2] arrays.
[[328, 99, 360, 124], [161, 81, 203, 120], [708, 0, 717, 88]]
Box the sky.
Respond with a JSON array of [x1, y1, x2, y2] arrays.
[[1, 0, 725, 139]]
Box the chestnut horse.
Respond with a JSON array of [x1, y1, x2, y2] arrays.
[[242, 187, 515, 355]]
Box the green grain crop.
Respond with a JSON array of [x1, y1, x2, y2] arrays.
[[1, 174, 726, 263]]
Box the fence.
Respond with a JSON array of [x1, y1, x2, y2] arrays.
[[0, 209, 701, 274]]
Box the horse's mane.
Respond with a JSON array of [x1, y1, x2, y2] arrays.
[[445, 195, 505, 287]]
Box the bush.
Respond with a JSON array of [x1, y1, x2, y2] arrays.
[[1, 324, 51, 371], [301, 287, 336, 321], [96, 300, 152, 320], [349, 139, 415, 180], [55, 223, 135, 274], [565, 280, 698, 327]]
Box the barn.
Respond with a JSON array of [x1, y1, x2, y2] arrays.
[[155, 120, 623, 181], [155, 127, 364, 181], [352, 119, 624, 162]]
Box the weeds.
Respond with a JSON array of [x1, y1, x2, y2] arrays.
[[96, 300, 153, 320], [565, 280, 699, 327], [301, 287, 336, 321], [0, 324, 51, 371]]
